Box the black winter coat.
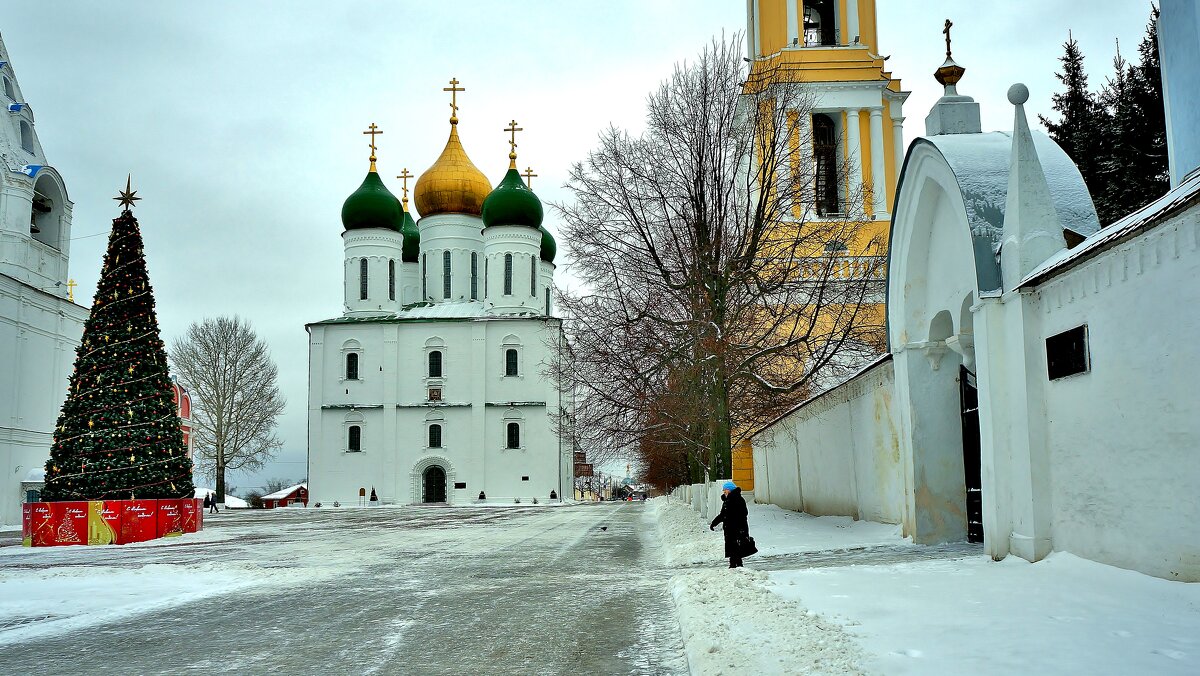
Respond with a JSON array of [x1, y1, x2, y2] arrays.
[[710, 487, 749, 558]]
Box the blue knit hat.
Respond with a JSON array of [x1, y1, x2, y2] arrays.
[[722, 481, 736, 491]]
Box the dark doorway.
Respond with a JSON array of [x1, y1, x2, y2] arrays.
[[423, 466, 447, 503], [959, 366, 983, 543]]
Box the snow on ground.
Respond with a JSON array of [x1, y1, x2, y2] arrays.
[[652, 494, 1200, 675], [650, 496, 868, 674], [768, 552, 1200, 675], [194, 487, 249, 508]]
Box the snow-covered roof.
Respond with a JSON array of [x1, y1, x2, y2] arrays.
[[1022, 169, 1200, 287], [261, 483, 306, 501], [901, 131, 1100, 292], [194, 487, 249, 508], [309, 301, 547, 326], [24, 468, 45, 482]]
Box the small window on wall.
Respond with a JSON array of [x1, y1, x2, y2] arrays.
[[484, 258, 489, 298], [429, 424, 443, 448], [345, 353, 359, 380], [504, 254, 513, 295], [428, 387, 442, 402], [443, 250, 452, 299], [359, 259, 369, 300], [505, 349, 519, 377], [471, 252, 478, 300], [530, 255, 537, 296], [454, 482, 467, 489], [428, 350, 443, 378], [19, 120, 33, 154], [422, 253, 428, 299], [348, 425, 362, 452], [389, 259, 396, 301], [506, 422, 521, 449], [1046, 325, 1089, 380], [3, 77, 14, 100]]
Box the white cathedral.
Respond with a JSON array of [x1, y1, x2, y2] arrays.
[[306, 91, 570, 506], [0, 34, 87, 526]]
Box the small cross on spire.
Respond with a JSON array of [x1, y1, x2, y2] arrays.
[[363, 122, 383, 171], [504, 119, 523, 167], [943, 19, 954, 59], [444, 77, 465, 124], [396, 168, 414, 208], [521, 167, 538, 189]]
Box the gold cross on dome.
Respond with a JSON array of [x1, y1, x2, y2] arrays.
[[113, 174, 141, 211], [396, 168, 414, 206], [65, 278, 77, 302], [943, 19, 953, 59], [363, 122, 382, 169], [521, 167, 537, 189], [504, 119, 523, 159], [444, 77, 464, 123]]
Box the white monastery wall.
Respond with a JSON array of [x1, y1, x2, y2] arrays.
[[751, 359, 903, 525], [1033, 209, 1200, 580]]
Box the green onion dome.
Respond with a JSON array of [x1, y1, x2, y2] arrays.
[[400, 203, 420, 262], [481, 167, 543, 229], [341, 170, 402, 231], [539, 224, 556, 263]]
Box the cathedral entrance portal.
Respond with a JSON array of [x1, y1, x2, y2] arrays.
[[423, 465, 447, 503]]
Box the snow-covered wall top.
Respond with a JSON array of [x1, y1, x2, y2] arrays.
[[896, 131, 1100, 291]]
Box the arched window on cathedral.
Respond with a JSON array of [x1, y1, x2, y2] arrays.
[[505, 348, 519, 377], [506, 422, 521, 449], [530, 255, 537, 296], [545, 287, 551, 316], [484, 257, 489, 298], [428, 350, 443, 378], [345, 352, 359, 380], [503, 254, 513, 295], [3, 77, 14, 100], [422, 253, 428, 299], [359, 258, 369, 300], [471, 252, 478, 300], [813, 113, 841, 216], [348, 425, 362, 452], [442, 250, 452, 299], [803, 0, 837, 46], [429, 424, 443, 448], [388, 259, 396, 301], [19, 120, 33, 154]]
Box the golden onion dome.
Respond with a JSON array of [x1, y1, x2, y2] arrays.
[[413, 122, 492, 217]]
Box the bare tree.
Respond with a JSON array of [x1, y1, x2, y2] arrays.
[[170, 316, 286, 503], [555, 36, 885, 486]]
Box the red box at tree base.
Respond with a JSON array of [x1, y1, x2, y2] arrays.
[[21, 503, 32, 547], [157, 500, 184, 538], [195, 498, 203, 530], [119, 500, 159, 544], [88, 501, 121, 545], [33, 502, 89, 547], [179, 498, 200, 533]]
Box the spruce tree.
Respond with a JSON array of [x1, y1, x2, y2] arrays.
[[1097, 45, 1137, 225], [41, 180, 195, 501], [1040, 32, 1111, 222]]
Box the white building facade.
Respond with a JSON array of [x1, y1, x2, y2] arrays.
[[751, 20, 1200, 583], [0, 34, 87, 525], [307, 114, 569, 506]]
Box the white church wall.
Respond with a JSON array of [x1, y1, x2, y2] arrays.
[[751, 359, 904, 526], [307, 315, 564, 507], [1033, 210, 1200, 581], [0, 275, 85, 524]]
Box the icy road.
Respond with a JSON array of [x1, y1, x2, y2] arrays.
[[0, 503, 689, 675]]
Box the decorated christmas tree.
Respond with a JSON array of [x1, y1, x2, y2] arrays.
[[41, 178, 195, 501]]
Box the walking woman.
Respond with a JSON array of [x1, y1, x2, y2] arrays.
[[710, 480, 752, 568]]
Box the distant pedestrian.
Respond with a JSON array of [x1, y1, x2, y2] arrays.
[[203, 493, 210, 510], [710, 481, 753, 569], [208, 492, 219, 514]]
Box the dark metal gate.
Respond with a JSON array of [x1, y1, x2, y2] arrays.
[[960, 366, 984, 543]]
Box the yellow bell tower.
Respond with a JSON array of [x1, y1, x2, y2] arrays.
[[733, 1, 908, 493]]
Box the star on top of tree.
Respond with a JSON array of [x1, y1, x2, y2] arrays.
[[114, 174, 141, 211]]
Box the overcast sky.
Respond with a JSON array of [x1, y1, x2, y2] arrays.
[[3, 1, 1155, 492]]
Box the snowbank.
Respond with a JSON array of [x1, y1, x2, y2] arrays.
[[671, 567, 865, 675], [194, 487, 248, 509], [650, 496, 867, 674], [769, 552, 1200, 674], [747, 503, 907, 556]]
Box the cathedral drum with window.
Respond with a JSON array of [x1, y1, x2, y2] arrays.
[[306, 96, 569, 506]]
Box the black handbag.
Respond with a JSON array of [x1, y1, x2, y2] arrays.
[[740, 534, 758, 557]]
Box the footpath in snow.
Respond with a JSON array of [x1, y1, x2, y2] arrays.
[[650, 495, 1200, 675]]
